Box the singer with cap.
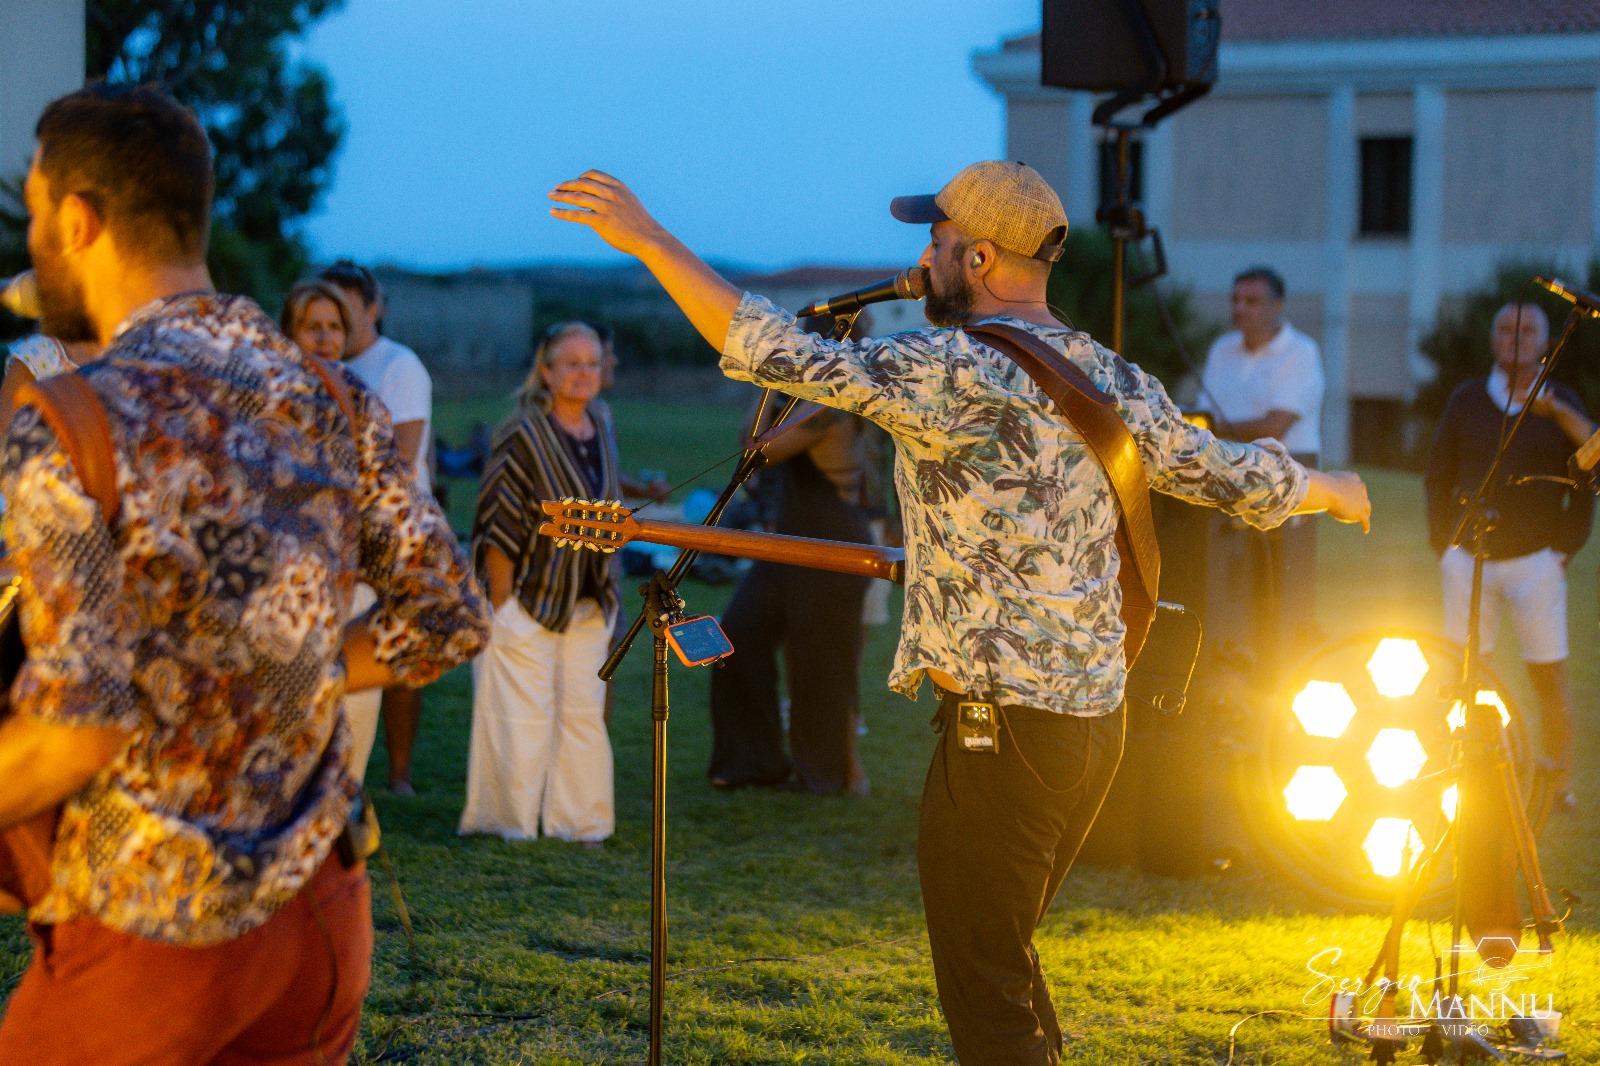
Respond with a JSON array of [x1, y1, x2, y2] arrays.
[[550, 161, 1371, 1064]]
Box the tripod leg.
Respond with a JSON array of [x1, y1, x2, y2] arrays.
[[1489, 729, 1562, 948]]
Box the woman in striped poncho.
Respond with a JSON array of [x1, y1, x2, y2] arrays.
[[460, 322, 621, 843]]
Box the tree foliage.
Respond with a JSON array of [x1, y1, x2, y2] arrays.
[[1417, 258, 1600, 422], [0, 1, 345, 308], [1047, 227, 1217, 388], [88, 0, 347, 301]]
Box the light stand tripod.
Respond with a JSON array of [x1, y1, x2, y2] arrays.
[[1335, 293, 1589, 1064], [595, 313, 860, 1066]]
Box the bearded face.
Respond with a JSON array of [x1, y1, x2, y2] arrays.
[[31, 221, 96, 344], [25, 161, 98, 345], [921, 246, 977, 329]]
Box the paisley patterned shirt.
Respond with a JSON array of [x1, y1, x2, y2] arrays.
[[0, 293, 490, 945], [722, 294, 1308, 715]]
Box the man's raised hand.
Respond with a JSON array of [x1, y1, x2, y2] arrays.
[[549, 171, 669, 259], [548, 170, 743, 351]]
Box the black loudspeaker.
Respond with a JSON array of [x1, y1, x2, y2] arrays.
[[1042, 0, 1220, 93]]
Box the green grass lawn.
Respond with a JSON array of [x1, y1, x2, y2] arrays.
[[6, 397, 1598, 1064]]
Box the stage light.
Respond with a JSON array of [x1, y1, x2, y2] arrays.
[[1447, 690, 1510, 731], [1442, 783, 1459, 822], [1283, 766, 1347, 821], [1366, 728, 1428, 788], [1292, 680, 1358, 739], [1366, 638, 1429, 698], [1363, 818, 1424, 877], [1244, 630, 1536, 909]]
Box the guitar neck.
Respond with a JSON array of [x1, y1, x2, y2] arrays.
[[632, 518, 903, 584]]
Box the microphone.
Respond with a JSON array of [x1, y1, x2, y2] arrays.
[[1533, 275, 1600, 318], [1, 271, 39, 319], [797, 267, 925, 319]]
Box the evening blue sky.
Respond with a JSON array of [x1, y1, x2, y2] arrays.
[[297, 0, 1040, 271]]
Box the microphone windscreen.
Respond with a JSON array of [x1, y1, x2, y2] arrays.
[[1, 272, 40, 319], [895, 267, 926, 301]]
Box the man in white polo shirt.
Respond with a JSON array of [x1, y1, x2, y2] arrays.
[[1201, 266, 1323, 461], [323, 260, 434, 795], [1200, 265, 1326, 655]]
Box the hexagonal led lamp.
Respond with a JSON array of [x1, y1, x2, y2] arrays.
[[1293, 680, 1359, 739], [1366, 638, 1429, 699], [1364, 818, 1425, 877], [1366, 728, 1428, 788], [1283, 766, 1348, 821], [1441, 783, 1459, 822], [1447, 690, 1511, 732]]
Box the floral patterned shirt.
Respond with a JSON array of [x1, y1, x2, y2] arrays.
[[0, 293, 490, 945], [722, 294, 1308, 715]]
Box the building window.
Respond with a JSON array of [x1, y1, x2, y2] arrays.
[[1098, 138, 1143, 210], [1359, 137, 1412, 236]]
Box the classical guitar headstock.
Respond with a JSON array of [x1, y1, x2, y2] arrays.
[[537, 498, 640, 552]]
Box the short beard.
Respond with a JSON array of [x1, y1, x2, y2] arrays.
[[32, 241, 97, 345], [922, 264, 976, 328]]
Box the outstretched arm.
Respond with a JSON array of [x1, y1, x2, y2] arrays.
[[549, 171, 742, 351]]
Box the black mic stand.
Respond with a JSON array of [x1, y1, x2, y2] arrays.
[[598, 312, 859, 1066]]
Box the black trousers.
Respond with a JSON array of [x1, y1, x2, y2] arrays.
[[918, 695, 1126, 1065], [708, 455, 870, 793]]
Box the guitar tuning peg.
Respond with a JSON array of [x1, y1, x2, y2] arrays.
[[561, 496, 574, 505]]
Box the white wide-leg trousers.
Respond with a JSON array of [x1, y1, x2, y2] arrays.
[[459, 597, 614, 841]]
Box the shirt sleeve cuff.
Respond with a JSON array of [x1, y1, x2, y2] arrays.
[[1242, 438, 1311, 530], [719, 293, 792, 383]]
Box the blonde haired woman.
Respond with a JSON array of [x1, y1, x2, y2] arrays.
[[279, 279, 353, 364], [460, 322, 620, 843]]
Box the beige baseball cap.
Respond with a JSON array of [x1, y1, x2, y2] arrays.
[[890, 161, 1068, 262]]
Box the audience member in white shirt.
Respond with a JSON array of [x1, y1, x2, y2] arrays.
[[323, 260, 434, 795], [1199, 265, 1326, 658], [1200, 266, 1324, 461]]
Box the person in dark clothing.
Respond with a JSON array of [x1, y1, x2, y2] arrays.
[[1425, 301, 1594, 811], [709, 391, 873, 796]]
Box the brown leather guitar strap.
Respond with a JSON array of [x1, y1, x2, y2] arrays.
[[15, 374, 121, 525], [0, 374, 120, 911], [964, 322, 1161, 666]]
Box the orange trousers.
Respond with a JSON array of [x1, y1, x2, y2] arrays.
[[0, 854, 371, 1065]]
